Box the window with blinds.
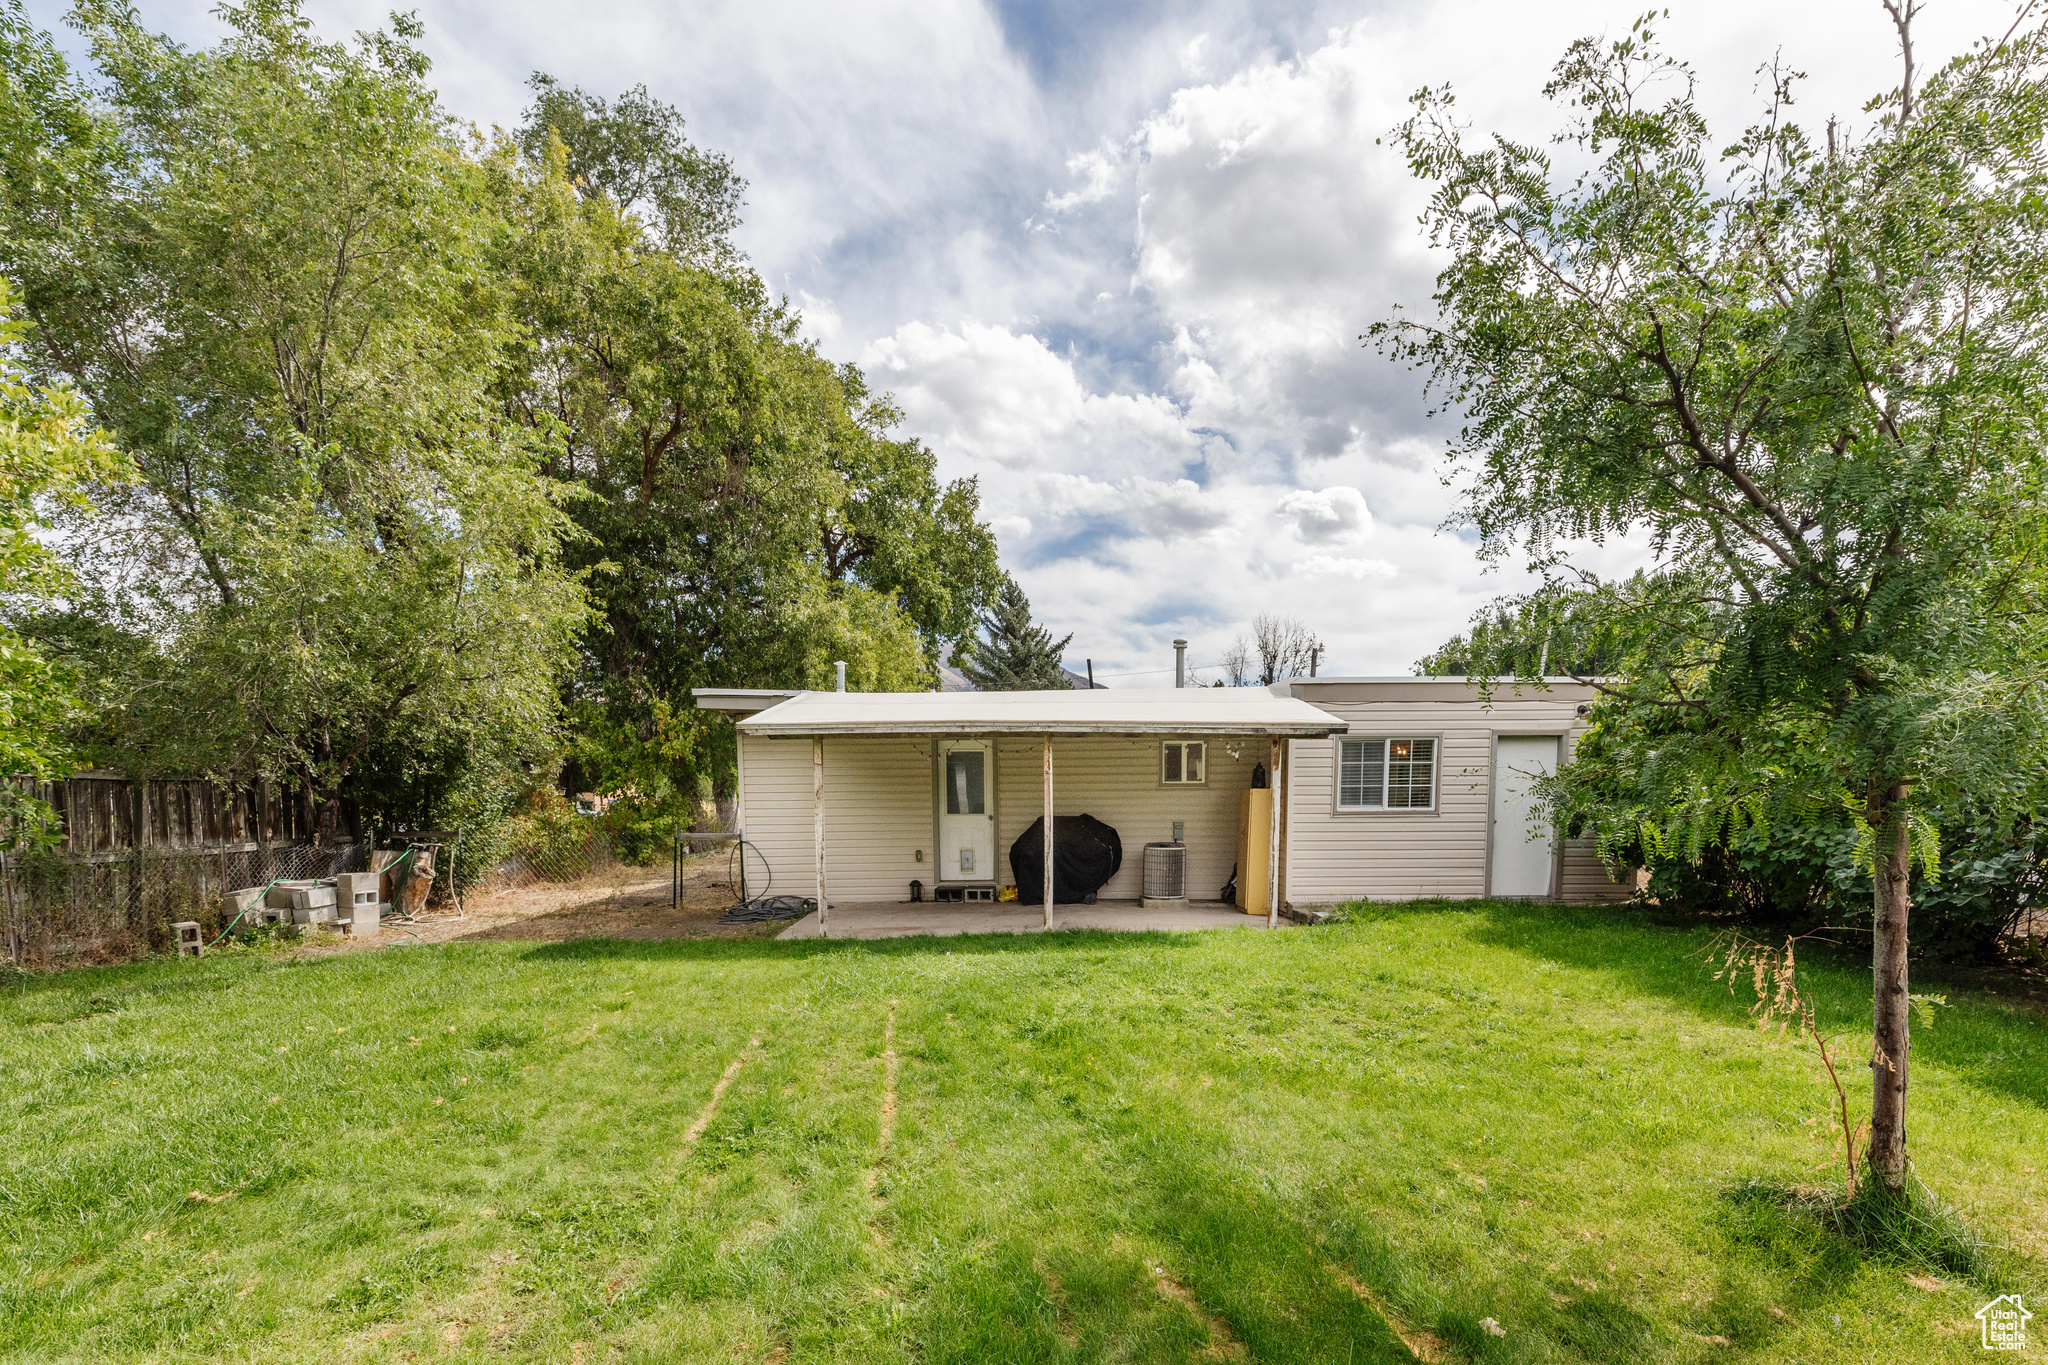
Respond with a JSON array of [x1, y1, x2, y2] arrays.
[[1338, 737, 1436, 810]]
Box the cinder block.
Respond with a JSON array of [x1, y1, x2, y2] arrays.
[[265, 879, 322, 909], [346, 900, 383, 938], [175, 921, 203, 957], [223, 887, 265, 927], [278, 885, 337, 913]]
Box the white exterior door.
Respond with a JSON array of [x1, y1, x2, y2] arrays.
[[938, 740, 995, 883], [1490, 736, 1559, 898]]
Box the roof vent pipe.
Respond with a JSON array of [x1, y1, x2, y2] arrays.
[[835, 660, 847, 692], [1173, 639, 1187, 689]]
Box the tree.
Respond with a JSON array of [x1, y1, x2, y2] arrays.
[[498, 94, 1002, 811], [0, 280, 129, 837], [1219, 636, 1256, 687], [518, 74, 743, 267], [959, 579, 1072, 690], [1242, 612, 1317, 686], [1415, 581, 1627, 677], [1374, 9, 2048, 1195], [0, 0, 588, 839]]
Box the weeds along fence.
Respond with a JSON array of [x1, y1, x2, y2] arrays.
[[3, 841, 369, 969]]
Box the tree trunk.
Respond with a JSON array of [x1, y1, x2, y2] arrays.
[[1868, 783, 1912, 1193]]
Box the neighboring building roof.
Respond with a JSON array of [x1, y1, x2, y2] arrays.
[[736, 686, 1345, 737], [691, 688, 803, 717]]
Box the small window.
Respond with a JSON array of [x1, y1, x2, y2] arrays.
[[1338, 738, 1435, 810], [1162, 740, 1206, 785]]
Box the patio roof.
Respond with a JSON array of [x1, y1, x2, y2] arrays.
[[733, 686, 1348, 737]]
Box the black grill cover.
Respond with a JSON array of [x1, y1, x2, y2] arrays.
[[1009, 814, 1123, 904]]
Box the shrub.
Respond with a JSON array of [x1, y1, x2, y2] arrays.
[[1644, 807, 2046, 965]]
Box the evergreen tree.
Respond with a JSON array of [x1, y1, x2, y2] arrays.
[[958, 579, 1071, 691]]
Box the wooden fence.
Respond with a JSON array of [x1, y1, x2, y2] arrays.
[[2, 772, 358, 968], [25, 771, 350, 860]]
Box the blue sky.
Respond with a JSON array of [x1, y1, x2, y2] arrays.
[[25, 0, 2021, 681]]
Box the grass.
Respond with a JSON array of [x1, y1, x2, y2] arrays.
[[0, 899, 2042, 1363]]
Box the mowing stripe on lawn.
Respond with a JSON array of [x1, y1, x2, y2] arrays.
[[682, 1035, 759, 1146], [1328, 1263, 1447, 1364], [867, 998, 899, 1202], [1150, 1264, 1248, 1361]]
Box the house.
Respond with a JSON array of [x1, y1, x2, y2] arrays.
[[695, 677, 1630, 934]]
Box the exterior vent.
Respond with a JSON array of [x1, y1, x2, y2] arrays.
[[1142, 841, 1188, 909]]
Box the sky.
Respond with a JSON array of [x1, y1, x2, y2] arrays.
[[24, 0, 2026, 681]]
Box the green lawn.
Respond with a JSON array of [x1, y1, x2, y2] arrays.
[[2, 901, 2042, 1363]]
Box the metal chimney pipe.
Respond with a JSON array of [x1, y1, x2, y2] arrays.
[[1173, 639, 1188, 688], [835, 660, 847, 692]]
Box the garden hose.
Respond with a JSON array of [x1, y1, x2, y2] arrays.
[[206, 875, 285, 949]]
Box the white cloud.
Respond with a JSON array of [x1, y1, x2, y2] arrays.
[[1041, 141, 1129, 215], [1276, 486, 1373, 544], [864, 321, 1199, 477], [1299, 554, 1398, 581]]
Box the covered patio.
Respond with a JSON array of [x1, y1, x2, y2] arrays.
[[707, 686, 1349, 941], [772, 898, 1270, 941]]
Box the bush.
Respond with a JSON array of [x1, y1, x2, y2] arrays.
[[1644, 807, 2046, 964]]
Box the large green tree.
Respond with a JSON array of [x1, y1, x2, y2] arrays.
[[0, 0, 588, 839], [502, 88, 1001, 808], [0, 280, 129, 835], [1376, 10, 2048, 1193]]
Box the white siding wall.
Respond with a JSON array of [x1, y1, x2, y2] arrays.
[[1283, 682, 1632, 906], [993, 735, 1259, 901], [739, 735, 935, 903], [740, 732, 1261, 904]]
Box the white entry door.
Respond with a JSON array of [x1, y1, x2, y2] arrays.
[[1490, 736, 1559, 898], [939, 740, 995, 882]]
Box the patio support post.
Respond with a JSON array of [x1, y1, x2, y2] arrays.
[[814, 736, 828, 937], [1267, 736, 1284, 929], [1042, 733, 1054, 931]]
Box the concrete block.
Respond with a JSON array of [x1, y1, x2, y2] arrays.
[[175, 921, 204, 957], [265, 879, 322, 909], [338, 872, 380, 913], [279, 885, 337, 913], [345, 908, 383, 938]]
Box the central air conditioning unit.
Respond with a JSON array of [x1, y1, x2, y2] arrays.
[[1142, 841, 1187, 910]]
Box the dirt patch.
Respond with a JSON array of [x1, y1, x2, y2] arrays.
[[297, 854, 774, 956]]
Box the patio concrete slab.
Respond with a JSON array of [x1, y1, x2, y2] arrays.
[[774, 899, 1272, 941]]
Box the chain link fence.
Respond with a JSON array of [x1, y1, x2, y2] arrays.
[[469, 822, 624, 896], [3, 842, 369, 970]]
